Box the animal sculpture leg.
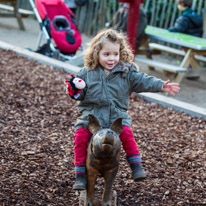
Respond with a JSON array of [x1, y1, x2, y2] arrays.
[[86, 167, 99, 205], [102, 168, 118, 206]]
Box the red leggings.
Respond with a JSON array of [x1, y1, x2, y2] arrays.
[[74, 126, 140, 165]]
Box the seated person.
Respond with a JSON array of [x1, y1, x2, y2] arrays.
[[168, 0, 203, 37], [108, 3, 147, 49]]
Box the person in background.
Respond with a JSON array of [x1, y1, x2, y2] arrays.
[[168, 0, 203, 37], [108, 3, 147, 49]]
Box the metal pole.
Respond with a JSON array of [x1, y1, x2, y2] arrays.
[[126, 0, 141, 54], [118, 0, 144, 54], [28, 0, 56, 52]]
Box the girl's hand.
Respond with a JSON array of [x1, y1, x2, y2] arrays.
[[162, 80, 180, 96]]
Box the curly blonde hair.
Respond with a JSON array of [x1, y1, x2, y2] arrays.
[[84, 28, 134, 70]]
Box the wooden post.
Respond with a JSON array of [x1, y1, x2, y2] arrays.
[[118, 0, 144, 54], [0, 0, 25, 30]]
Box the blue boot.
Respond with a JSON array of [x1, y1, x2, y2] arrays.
[[73, 165, 87, 190], [127, 155, 147, 181]]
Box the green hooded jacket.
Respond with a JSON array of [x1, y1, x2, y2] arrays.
[[74, 62, 164, 130]]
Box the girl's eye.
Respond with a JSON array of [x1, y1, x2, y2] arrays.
[[115, 53, 119, 56], [104, 53, 109, 56]]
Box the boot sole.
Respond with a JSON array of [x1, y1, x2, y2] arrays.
[[134, 176, 146, 182], [73, 184, 86, 190], [133, 173, 147, 182]]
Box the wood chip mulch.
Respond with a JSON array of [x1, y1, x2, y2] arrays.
[[0, 49, 206, 206]]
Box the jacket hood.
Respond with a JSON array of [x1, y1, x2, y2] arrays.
[[183, 8, 203, 27], [187, 14, 203, 27], [112, 61, 139, 74]]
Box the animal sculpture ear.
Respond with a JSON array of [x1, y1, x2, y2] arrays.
[[88, 114, 102, 134], [110, 118, 123, 135]]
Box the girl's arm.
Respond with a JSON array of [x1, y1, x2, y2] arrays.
[[162, 80, 180, 96]]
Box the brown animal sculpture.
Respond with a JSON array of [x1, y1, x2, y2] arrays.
[[86, 114, 123, 206]]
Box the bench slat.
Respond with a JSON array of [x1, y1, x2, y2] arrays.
[[149, 43, 184, 56], [135, 56, 187, 73], [149, 43, 206, 63], [0, 4, 34, 15]]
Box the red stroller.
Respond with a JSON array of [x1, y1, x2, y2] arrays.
[[29, 0, 83, 62]]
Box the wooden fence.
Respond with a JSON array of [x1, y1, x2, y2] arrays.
[[74, 0, 206, 36], [3, 0, 206, 37]]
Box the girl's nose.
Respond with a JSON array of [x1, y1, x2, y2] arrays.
[[108, 55, 114, 60]]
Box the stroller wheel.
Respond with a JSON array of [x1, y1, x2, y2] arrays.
[[53, 50, 60, 59]]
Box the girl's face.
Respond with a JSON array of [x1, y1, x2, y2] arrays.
[[98, 40, 120, 71]]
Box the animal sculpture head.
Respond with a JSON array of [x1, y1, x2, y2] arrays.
[[88, 114, 122, 159]]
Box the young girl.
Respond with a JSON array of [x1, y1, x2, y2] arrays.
[[66, 29, 180, 190]]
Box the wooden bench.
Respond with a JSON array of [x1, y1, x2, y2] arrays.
[[149, 43, 206, 63], [0, 0, 33, 30], [0, 2, 34, 16], [135, 56, 187, 83], [135, 26, 206, 83]]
